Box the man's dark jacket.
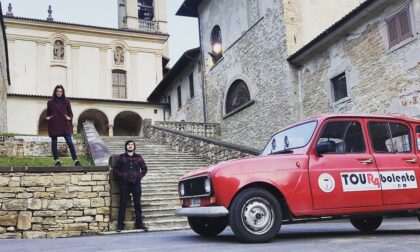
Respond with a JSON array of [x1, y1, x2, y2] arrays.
[[114, 153, 148, 184]]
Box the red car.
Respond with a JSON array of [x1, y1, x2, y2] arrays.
[[175, 114, 420, 243]]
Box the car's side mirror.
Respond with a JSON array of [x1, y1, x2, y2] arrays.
[[316, 141, 336, 156]]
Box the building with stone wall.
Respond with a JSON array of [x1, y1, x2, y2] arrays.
[[4, 0, 168, 136], [148, 47, 203, 121], [0, 3, 10, 133], [288, 0, 420, 119], [175, 0, 362, 149]]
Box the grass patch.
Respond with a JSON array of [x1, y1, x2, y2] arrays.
[[0, 156, 92, 167]]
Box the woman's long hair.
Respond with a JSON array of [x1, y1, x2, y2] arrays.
[[52, 85, 66, 98]]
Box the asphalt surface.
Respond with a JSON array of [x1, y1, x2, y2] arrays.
[[1, 217, 420, 252]]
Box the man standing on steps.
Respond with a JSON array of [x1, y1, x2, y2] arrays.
[[114, 140, 148, 232]]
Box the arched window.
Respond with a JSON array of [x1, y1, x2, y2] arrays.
[[226, 80, 251, 114], [112, 70, 127, 99], [53, 40, 65, 60], [210, 25, 222, 61]]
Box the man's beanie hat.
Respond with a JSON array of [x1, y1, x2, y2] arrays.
[[125, 140, 136, 152]]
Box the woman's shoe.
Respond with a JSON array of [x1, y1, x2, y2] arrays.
[[55, 160, 62, 167], [74, 160, 82, 166]]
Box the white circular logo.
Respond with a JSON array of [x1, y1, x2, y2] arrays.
[[318, 173, 335, 193]]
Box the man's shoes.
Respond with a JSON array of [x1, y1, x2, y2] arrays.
[[116, 226, 123, 232], [55, 160, 62, 167], [74, 160, 82, 166], [135, 223, 148, 231]]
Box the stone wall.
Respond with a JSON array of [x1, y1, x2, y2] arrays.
[[0, 167, 110, 238], [0, 136, 87, 157], [203, 0, 298, 150], [295, 0, 420, 119], [147, 126, 259, 164]]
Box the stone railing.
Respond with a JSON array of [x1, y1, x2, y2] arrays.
[[83, 122, 110, 167], [147, 126, 260, 164], [139, 20, 159, 33], [155, 121, 221, 138], [0, 166, 110, 238]]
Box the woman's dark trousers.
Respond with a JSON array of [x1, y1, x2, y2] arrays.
[[51, 135, 78, 160]]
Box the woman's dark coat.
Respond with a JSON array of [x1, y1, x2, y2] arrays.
[[46, 98, 73, 137]]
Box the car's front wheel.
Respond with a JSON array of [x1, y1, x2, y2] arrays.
[[350, 216, 383, 232], [188, 217, 227, 237], [229, 188, 282, 243]]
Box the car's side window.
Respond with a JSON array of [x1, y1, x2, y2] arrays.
[[318, 121, 366, 153], [368, 122, 411, 153], [416, 126, 420, 151]]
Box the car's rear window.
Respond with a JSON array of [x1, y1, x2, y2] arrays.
[[368, 122, 411, 153]]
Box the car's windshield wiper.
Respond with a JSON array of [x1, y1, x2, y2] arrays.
[[270, 149, 294, 155]]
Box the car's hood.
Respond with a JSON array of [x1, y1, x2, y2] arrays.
[[180, 154, 302, 180]]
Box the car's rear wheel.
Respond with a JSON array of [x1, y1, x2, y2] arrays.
[[350, 216, 383, 232], [188, 217, 227, 237], [229, 188, 282, 243]]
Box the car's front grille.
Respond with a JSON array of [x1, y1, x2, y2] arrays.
[[181, 176, 209, 198]]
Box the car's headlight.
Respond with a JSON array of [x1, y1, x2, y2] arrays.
[[179, 183, 185, 196], [204, 177, 211, 193]]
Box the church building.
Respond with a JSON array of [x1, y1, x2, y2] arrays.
[[4, 0, 168, 136]]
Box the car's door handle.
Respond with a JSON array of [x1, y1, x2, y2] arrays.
[[405, 158, 417, 164], [359, 159, 374, 164]]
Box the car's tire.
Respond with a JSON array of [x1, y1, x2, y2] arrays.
[[350, 216, 383, 232], [188, 217, 227, 237], [229, 188, 282, 243]]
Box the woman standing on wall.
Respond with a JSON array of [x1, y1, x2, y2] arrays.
[[46, 85, 81, 167]]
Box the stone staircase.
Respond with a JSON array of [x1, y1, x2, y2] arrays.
[[102, 136, 210, 232]]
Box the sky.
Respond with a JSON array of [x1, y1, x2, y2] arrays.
[[1, 0, 199, 66]]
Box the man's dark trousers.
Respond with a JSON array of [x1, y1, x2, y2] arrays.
[[118, 183, 143, 228]]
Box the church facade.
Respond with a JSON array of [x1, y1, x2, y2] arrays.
[[5, 0, 168, 136]]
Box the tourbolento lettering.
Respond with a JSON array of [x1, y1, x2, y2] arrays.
[[341, 173, 380, 188], [340, 171, 417, 192], [379, 173, 415, 183]]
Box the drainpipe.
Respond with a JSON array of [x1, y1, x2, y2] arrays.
[[198, 16, 207, 123]]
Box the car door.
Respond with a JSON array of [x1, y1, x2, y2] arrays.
[[309, 118, 382, 210], [367, 120, 420, 205], [416, 125, 420, 169]]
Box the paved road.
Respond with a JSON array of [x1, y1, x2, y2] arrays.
[[1, 218, 420, 252]]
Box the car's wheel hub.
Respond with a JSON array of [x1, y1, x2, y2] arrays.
[[241, 197, 274, 234]]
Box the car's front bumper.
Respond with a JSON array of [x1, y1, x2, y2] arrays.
[[175, 206, 229, 217]]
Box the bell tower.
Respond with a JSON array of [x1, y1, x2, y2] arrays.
[[117, 0, 167, 33]]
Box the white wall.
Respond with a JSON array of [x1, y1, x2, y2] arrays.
[[78, 47, 101, 98]]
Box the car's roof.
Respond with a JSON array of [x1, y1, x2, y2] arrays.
[[307, 114, 420, 123]]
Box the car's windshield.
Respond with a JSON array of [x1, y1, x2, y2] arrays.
[[261, 121, 317, 156]]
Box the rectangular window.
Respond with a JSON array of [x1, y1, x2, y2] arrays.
[[177, 86, 182, 109], [189, 73, 195, 99], [368, 122, 411, 153], [416, 126, 420, 151], [318, 121, 366, 153], [387, 7, 413, 48], [331, 73, 347, 102], [112, 71, 127, 99]]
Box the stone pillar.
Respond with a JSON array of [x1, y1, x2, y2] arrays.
[[109, 124, 114, 137], [126, 0, 139, 30]]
